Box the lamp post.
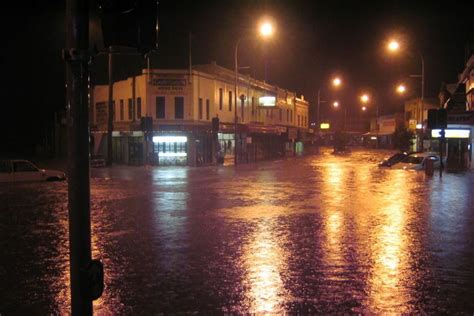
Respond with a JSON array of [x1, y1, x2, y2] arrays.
[[387, 39, 425, 135], [317, 76, 341, 129], [234, 20, 274, 165]]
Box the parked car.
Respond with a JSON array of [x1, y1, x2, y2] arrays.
[[391, 152, 442, 171], [378, 152, 409, 167], [0, 159, 66, 183]]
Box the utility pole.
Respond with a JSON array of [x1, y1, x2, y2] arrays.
[[65, 0, 93, 313], [106, 46, 114, 166]]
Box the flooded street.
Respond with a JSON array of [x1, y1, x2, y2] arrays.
[[1, 148, 474, 314]]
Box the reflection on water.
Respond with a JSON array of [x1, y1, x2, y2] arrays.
[[244, 219, 287, 313], [2, 149, 474, 313], [365, 170, 411, 313]]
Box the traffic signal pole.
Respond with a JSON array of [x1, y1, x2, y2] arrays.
[[65, 0, 93, 314]]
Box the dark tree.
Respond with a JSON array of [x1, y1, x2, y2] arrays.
[[392, 126, 414, 152]]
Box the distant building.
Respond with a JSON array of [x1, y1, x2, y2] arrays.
[[363, 113, 404, 149], [458, 54, 474, 111], [91, 62, 309, 166]]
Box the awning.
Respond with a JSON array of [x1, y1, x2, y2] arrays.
[[362, 131, 393, 137]]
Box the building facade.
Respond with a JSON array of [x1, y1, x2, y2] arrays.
[[91, 62, 309, 166]]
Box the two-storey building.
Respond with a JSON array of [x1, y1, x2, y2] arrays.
[[91, 62, 309, 166]]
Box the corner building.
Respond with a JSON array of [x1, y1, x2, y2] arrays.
[[91, 62, 309, 166]]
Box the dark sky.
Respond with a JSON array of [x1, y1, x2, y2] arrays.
[[1, 0, 473, 153]]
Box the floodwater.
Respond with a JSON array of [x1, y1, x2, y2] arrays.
[[1, 148, 474, 314]]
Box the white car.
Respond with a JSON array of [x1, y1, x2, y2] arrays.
[[0, 159, 66, 183], [391, 152, 442, 170]]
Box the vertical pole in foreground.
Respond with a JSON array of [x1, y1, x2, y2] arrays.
[[234, 39, 240, 165], [106, 46, 114, 166], [65, 0, 92, 314]]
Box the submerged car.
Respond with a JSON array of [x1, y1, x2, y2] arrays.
[[0, 159, 66, 183], [391, 152, 442, 170], [378, 152, 408, 167]]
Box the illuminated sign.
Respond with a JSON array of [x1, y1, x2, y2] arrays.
[[259, 96, 276, 107], [416, 124, 422, 129], [152, 136, 188, 143], [431, 129, 470, 138], [320, 123, 330, 129], [158, 152, 187, 157], [370, 136, 377, 140]]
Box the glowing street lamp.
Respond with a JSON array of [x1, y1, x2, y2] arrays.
[[333, 101, 339, 108], [259, 21, 274, 38], [362, 106, 367, 111], [396, 84, 406, 94], [387, 39, 400, 52], [386, 37, 425, 130], [234, 19, 275, 165], [317, 76, 343, 128], [360, 94, 370, 103]]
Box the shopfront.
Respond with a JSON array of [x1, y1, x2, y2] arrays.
[[152, 135, 188, 166], [431, 128, 472, 171]]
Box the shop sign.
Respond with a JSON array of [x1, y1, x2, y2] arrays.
[[151, 77, 187, 94], [431, 129, 470, 138], [259, 96, 276, 107]]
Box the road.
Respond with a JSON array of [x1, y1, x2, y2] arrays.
[[1, 148, 474, 314]]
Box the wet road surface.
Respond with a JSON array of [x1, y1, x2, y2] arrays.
[[1, 148, 474, 314]]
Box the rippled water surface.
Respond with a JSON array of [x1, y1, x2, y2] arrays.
[[1, 148, 474, 314]]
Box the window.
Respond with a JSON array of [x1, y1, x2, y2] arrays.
[[206, 99, 210, 120], [229, 91, 233, 111], [0, 161, 11, 173], [112, 101, 116, 121], [137, 97, 142, 119], [279, 109, 282, 121], [120, 100, 124, 121], [241, 98, 244, 121], [198, 98, 203, 120], [219, 88, 223, 110], [287, 109, 289, 122], [128, 98, 133, 120], [156, 96, 165, 119], [251, 97, 255, 116], [298, 115, 301, 126], [14, 161, 38, 172], [175, 96, 184, 119]]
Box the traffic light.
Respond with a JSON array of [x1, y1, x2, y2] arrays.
[[427, 109, 448, 129], [98, 0, 158, 53], [437, 109, 448, 129], [427, 109, 438, 129]]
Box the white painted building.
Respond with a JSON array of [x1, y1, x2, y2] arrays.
[[91, 62, 309, 165]]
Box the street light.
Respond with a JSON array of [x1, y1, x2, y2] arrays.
[[234, 20, 274, 165], [332, 100, 347, 131], [396, 83, 406, 94], [317, 76, 342, 129], [386, 38, 425, 125], [362, 106, 367, 111]]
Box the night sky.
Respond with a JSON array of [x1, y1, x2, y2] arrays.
[[1, 0, 473, 154]]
